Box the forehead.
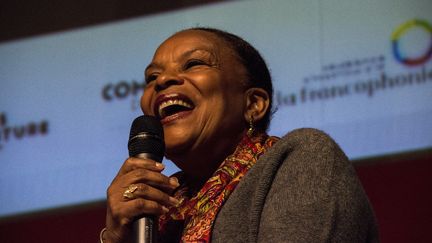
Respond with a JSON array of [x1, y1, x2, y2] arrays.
[[153, 30, 231, 59]]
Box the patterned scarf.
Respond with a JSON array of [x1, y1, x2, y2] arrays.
[[158, 132, 279, 242]]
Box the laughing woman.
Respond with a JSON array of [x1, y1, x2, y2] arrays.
[[101, 28, 379, 243]]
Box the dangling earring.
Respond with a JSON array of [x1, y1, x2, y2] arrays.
[[247, 114, 255, 137]]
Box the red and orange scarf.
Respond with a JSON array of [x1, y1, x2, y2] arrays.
[[158, 132, 279, 242]]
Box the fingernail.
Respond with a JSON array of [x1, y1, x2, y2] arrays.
[[169, 177, 180, 187], [162, 206, 169, 213], [169, 196, 180, 206], [155, 162, 164, 168]]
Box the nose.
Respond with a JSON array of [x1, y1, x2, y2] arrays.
[[155, 71, 184, 91]]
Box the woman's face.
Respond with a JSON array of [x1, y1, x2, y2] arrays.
[[141, 30, 249, 174]]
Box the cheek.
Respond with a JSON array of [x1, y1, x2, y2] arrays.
[[140, 88, 153, 115]]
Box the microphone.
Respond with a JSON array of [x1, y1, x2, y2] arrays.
[[128, 115, 165, 243]]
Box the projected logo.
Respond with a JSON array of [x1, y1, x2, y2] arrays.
[[0, 112, 49, 151], [276, 18, 432, 108], [392, 19, 432, 66]]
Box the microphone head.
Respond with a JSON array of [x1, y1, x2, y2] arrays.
[[128, 115, 165, 160]]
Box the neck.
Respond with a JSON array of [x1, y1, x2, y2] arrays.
[[167, 130, 248, 185]]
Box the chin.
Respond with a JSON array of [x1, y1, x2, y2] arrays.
[[164, 129, 195, 157]]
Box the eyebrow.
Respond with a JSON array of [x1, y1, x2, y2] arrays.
[[144, 48, 214, 74]]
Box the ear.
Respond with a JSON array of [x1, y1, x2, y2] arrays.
[[243, 87, 270, 124]]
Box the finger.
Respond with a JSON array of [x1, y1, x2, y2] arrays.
[[116, 157, 165, 177], [108, 197, 169, 228], [129, 198, 170, 217], [124, 183, 180, 208], [124, 169, 180, 192]]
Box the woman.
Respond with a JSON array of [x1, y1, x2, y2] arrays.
[[101, 28, 379, 242]]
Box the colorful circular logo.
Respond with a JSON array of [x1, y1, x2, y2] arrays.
[[392, 19, 432, 66]]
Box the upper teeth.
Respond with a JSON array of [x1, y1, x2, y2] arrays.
[[158, 99, 192, 117]]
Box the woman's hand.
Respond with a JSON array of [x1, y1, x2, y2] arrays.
[[103, 157, 180, 243]]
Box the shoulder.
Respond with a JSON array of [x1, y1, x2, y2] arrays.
[[254, 128, 368, 221], [265, 128, 356, 194], [262, 128, 350, 195], [214, 128, 379, 242], [263, 128, 348, 172], [277, 128, 342, 154], [240, 128, 353, 217], [256, 129, 379, 241]]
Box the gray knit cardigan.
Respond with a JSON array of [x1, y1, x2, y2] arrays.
[[212, 128, 379, 242]]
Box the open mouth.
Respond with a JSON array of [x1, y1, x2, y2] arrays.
[[154, 94, 195, 121]]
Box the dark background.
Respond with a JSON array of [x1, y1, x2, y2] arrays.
[[0, 0, 225, 42]]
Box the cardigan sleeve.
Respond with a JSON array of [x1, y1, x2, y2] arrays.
[[256, 128, 379, 242]]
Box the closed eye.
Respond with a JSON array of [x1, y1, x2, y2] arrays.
[[184, 59, 206, 70], [145, 73, 159, 83]]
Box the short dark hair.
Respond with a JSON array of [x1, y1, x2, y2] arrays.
[[185, 27, 274, 131]]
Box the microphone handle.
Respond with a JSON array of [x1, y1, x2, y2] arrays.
[[133, 153, 161, 243], [133, 217, 155, 243]]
